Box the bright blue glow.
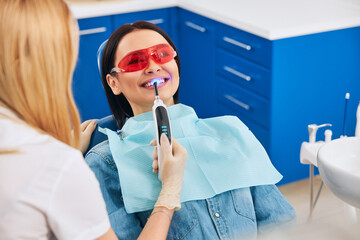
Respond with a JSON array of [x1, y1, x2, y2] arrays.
[[150, 78, 163, 86]]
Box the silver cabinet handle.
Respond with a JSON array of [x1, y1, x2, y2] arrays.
[[223, 36, 251, 51], [185, 21, 206, 33], [146, 19, 164, 25], [224, 66, 251, 81], [224, 94, 251, 111], [79, 27, 107, 36]]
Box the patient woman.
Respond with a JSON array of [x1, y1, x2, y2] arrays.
[[85, 21, 296, 239]]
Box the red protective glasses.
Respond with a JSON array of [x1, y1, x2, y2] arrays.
[[110, 44, 177, 73]]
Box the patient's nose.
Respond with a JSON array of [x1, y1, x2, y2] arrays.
[[145, 59, 161, 74]]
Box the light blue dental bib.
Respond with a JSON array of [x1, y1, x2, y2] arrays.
[[101, 104, 282, 213]]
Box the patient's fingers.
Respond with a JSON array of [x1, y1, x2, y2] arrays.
[[80, 119, 96, 132], [80, 120, 91, 131], [149, 139, 157, 146], [152, 160, 159, 173], [152, 146, 158, 160], [79, 119, 97, 154], [150, 139, 159, 173]]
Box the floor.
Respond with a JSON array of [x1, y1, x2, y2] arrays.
[[260, 175, 360, 240]]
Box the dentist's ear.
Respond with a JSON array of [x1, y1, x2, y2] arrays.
[[106, 74, 122, 95]]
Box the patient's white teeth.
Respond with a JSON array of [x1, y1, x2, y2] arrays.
[[143, 78, 167, 88]]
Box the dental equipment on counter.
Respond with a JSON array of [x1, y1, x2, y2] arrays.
[[152, 81, 172, 180], [342, 93, 350, 136], [300, 123, 332, 218], [300, 94, 360, 219]]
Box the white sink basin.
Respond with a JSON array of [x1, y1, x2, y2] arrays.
[[318, 137, 360, 208]]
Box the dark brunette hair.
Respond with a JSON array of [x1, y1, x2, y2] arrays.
[[101, 21, 180, 129]]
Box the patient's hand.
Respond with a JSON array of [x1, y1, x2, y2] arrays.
[[79, 119, 97, 154]]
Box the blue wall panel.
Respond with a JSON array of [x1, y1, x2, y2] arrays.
[[271, 27, 360, 184]]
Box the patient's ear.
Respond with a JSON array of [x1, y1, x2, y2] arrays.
[[106, 74, 122, 95]]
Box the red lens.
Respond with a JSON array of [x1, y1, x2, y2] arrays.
[[118, 51, 148, 72], [117, 44, 175, 72], [150, 44, 174, 64]]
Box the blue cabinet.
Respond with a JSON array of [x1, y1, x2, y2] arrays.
[[217, 24, 272, 68], [112, 8, 179, 49], [113, 8, 170, 36], [73, 16, 113, 121], [178, 9, 217, 118], [215, 23, 272, 155]]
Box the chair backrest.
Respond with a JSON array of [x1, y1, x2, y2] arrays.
[[83, 39, 118, 156]]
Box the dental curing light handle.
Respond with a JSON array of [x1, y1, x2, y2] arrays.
[[152, 83, 172, 180]]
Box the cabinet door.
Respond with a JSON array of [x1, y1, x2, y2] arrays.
[[113, 8, 171, 35], [73, 16, 112, 121], [217, 104, 270, 152], [178, 9, 216, 118], [217, 23, 272, 68]]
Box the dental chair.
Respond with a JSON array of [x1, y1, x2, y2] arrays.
[[84, 40, 118, 156]]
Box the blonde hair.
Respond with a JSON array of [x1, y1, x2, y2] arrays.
[[0, 0, 81, 148]]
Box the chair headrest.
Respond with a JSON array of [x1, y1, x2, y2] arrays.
[[97, 39, 108, 76]]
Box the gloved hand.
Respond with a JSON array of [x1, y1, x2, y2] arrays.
[[150, 134, 188, 210]]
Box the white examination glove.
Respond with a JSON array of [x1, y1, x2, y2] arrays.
[[150, 134, 188, 210]]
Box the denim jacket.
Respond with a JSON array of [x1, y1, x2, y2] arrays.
[[85, 140, 296, 240]]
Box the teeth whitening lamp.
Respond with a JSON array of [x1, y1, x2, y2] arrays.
[[151, 81, 172, 179]]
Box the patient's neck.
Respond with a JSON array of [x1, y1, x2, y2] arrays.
[[131, 98, 175, 116]]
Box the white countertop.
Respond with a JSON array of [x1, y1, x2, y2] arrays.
[[67, 0, 360, 40], [68, 0, 177, 19]]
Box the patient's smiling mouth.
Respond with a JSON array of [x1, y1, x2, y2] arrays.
[[141, 77, 170, 88]]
